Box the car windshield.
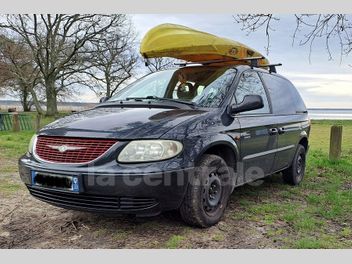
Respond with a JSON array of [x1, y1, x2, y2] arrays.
[[109, 66, 237, 108]]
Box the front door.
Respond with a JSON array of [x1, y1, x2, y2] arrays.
[[232, 70, 278, 183]]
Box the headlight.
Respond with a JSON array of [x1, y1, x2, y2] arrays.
[[117, 140, 183, 163], [28, 134, 37, 154]]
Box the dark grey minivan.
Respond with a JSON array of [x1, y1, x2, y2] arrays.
[[19, 64, 310, 227]]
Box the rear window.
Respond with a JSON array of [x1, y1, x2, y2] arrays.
[[260, 73, 307, 114]]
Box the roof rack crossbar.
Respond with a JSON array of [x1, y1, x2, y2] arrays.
[[258, 63, 283, 73], [174, 56, 265, 66], [173, 57, 282, 73]]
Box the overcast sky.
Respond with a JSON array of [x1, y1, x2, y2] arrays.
[[2, 14, 352, 108]]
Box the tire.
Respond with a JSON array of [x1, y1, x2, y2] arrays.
[[282, 144, 306, 185], [179, 154, 232, 228]]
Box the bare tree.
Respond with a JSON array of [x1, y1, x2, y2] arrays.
[[234, 14, 352, 61], [145, 57, 176, 73], [83, 16, 139, 97], [234, 14, 279, 55], [0, 14, 126, 116], [0, 35, 44, 113]]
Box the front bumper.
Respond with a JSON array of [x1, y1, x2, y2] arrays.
[[19, 155, 193, 217]]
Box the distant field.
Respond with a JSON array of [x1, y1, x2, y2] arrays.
[[0, 120, 351, 249], [310, 120, 352, 154], [0, 100, 95, 112]]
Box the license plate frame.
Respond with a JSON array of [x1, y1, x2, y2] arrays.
[[31, 171, 79, 193]]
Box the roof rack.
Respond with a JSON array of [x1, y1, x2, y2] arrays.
[[174, 56, 265, 67], [258, 63, 283, 74], [174, 57, 282, 73]]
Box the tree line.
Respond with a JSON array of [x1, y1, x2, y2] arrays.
[[0, 15, 173, 116]]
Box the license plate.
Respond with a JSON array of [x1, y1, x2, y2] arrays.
[[31, 171, 79, 192]]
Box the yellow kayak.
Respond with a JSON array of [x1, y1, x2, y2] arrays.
[[140, 23, 269, 66]]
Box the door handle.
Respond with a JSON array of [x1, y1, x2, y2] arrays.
[[278, 127, 285, 134], [269, 128, 278, 135]]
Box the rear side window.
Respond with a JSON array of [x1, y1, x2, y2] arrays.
[[234, 71, 271, 114], [260, 73, 307, 114]]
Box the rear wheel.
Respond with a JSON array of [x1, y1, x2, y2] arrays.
[[179, 154, 232, 227], [282, 144, 306, 185]]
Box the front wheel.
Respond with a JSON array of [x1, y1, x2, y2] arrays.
[[179, 154, 232, 227], [282, 144, 306, 185]]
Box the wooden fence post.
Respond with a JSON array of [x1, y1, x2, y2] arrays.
[[329, 125, 343, 161], [12, 112, 20, 132], [35, 114, 42, 132]]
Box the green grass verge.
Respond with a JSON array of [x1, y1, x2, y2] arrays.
[[231, 120, 352, 248]]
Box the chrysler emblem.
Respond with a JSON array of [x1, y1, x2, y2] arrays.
[[47, 145, 85, 153]]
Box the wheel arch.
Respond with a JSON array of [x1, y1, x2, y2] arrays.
[[298, 136, 309, 151], [195, 138, 240, 194], [287, 135, 309, 168], [196, 137, 239, 172]]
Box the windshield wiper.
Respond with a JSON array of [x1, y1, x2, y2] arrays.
[[125, 96, 195, 106]]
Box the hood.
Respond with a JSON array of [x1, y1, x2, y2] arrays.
[[39, 106, 207, 139]]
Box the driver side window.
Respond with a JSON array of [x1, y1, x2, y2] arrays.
[[234, 71, 270, 114]]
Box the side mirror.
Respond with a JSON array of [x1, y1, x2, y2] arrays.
[[99, 96, 110, 103], [228, 95, 264, 115]]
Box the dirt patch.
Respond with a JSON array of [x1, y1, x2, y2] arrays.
[[0, 154, 280, 249], [341, 181, 352, 191], [0, 177, 278, 249], [2, 167, 346, 249]]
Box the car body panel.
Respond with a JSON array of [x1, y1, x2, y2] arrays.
[[236, 115, 278, 181], [18, 65, 310, 216], [40, 107, 207, 139], [272, 116, 308, 171]]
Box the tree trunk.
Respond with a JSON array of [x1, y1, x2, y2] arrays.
[[23, 104, 31, 112], [22, 99, 30, 112], [22, 88, 31, 112], [17, 85, 30, 112], [45, 78, 58, 117], [29, 87, 45, 115]]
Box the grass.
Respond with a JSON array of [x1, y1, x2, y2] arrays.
[[294, 236, 340, 249], [230, 120, 352, 248], [212, 232, 225, 242], [0, 113, 62, 171], [0, 118, 351, 248], [0, 178, 23, 196], [165, 235, 185, 249], [310, 120, 352, 153], [0, 114, 59, 194]]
